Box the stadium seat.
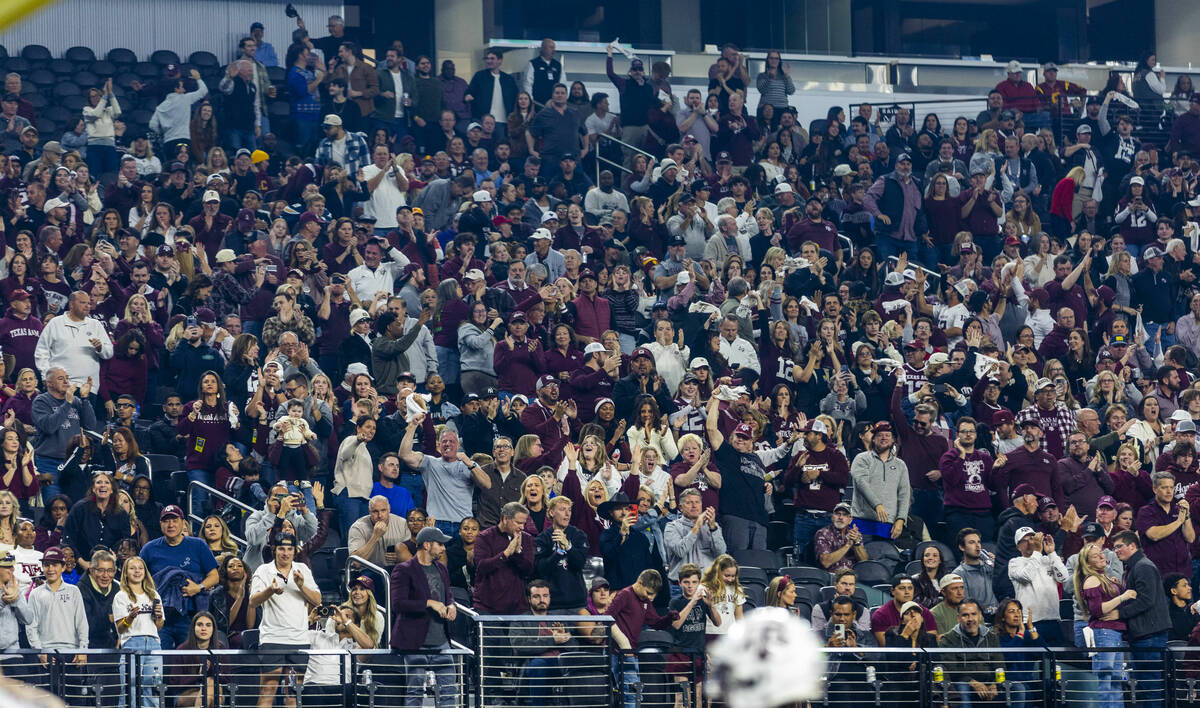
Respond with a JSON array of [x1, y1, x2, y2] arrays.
[[90, 60, 116, 78], [106, 48, 137, 66], [74, 71, 99, 88], [126, 108, 154, 126], [34, 118, 56, 136], [189, 51, 220, 70], [914, 540, 955, 569], [744, 582, 767, 609], [25, 93, 47, 110], [48, 58, 76, 76], [27, 69, 55, 88], [767, 520, 792, 550], [852, 560, 894, 586], [43, 105, 72, 125], [864, 540, 901, 568], [133, 62, 160, 80], [0, 45, 8, 60], [64, 46, 96, 64], [903, 559, 922, 575], [114, 72, 139, 90], [779, 566, 830, 588], [267, 66, 286, 84], [731, 548, 782, 573], [21, 45, 52, 64], [52, 82, 81, 98], [794, 601, 813, 620], [150, 49, 180, 67], [5, 58, 28, 74], [738, 566, 769, 587], [639, 629, 674, 650]]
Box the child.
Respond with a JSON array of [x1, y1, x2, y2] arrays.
[[701, 554, 745, 641], [668, 564, 719, 708], [271, 400, 318, 482], [609, 569, 678, 708], [59, 546, 80, 585]]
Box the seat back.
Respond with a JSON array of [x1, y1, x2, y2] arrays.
[[852, 560, 894, 587], [778, 566, 830, 587], [731, 548, 783, 574]]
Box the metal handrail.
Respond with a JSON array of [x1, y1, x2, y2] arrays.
[[346, 553, 392, 647], [186, 480, 254, 547], [596, 132, 655, 184]]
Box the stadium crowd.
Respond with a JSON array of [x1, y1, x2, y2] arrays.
[[3, 11, 1200, 707]]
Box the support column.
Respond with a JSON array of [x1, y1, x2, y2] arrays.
[[1155, 0, 1190, 67], [661, 0, 701, 52], [435, 0, 486, 74]]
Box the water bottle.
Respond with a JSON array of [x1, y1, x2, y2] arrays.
[[865, 666, 876, 683], [361, 669, 373, 686], [425, 670, 436, 692]]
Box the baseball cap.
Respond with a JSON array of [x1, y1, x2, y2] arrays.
[[531, 227, 553, 241], [510, 311, 528, 322], [992, 410, 1014, 426], [1034, 377, 1055, 391], [732, 423, 755, 439], [1178, 419, 1198, 434], [1143, 245, 1164, 260], [905, 339, 926, 351], [464, 268, 486, 281], [160, 505, 184, 520], [464, 392, 480, 402], [397, 371, 417, 382], [42, 141, 64, 155], [1014, 526, 1038, 544], [999, 110, 1016, 121], [872, 421, 893, 434], [1097, 495, 1117, 509], [42, 197, 69, 212], [1110, 334, 1129, 346], [632, 347, 655, 361], [275, 533, 298, 548], [578, 268, 597, 282], [322, 114, 342, 126], [1081, 521, 1104, 538], [1011, 483, 1038, 501], [590, 577, 611, 592], [196, 307, 216, 325], [899, 601, 922, 616], [540, 211, 559, 224], [42, 547, 66, 565], [1043, 62, 1059, 72], [0, 553, 12, 568], [202, 190, 220, 203], [802, 419, 830, 436], [1076, 124, 1093, 135], [467, 122, 482, 132], [895, 152, 912, 163], [349, 309, 371, 326], [1006, 60, 1023, 73], [251, 149, 270, 164], [1004, 235, 1022, 246], [833, 501, 852, 514], [1130, 175, 1145, 186], [345, 362, 372, 379], [536, 374, 558, 389], [927, 352, 950, 367], [215, 249, 237, 264], [1038, 496, 1058, 512], [472, 190, 492, 203], [1096, 285, 1116, 305], [417, 526, 452, 545], [716, 152, 732, 163], [1170, 409, 1192, 422], [938, 574, 964, 591], [774, 183, 793, 195], [690, 357, 709, 369], [832, 164, 857, 177], [157, 244, 175, 257], [8, 290, 29, 301], [629, 59, 644, 71]]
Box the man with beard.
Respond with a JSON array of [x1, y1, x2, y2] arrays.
[[863, 152, 922, 262], [891, 374, 950, 535], [813, 502, 867, 573], [785, 196, 841, 263], [1056, 430, 1114, 514], [995, 416, 1062, 508], [849, 421, 910, 542], [613, 348, 675, 422], [584, 170, 629, 222], [520, 375, 577, 453], [992, 484, 1041, 600], [0, 290, 42, 374], [569, 343, 621, 424], [941, 417, 998, 546], [784, 419, 850, 563], [1015, 378, 1077, 459], [494, 260, 540, 313]]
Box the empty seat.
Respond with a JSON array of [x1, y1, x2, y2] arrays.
[[865, 540, 901, 566], [4, 57, 28, 74], [126, 108, 154, 125], [27, 69, 54, 88], [767, 520, 792, 551], [133, 62, 160, 79], [0, 45, 8, 59], [150, 49, 180, 67], [114, 72, 139, 90], [74, 71, 99, 88], [43, 105, 73, 124], [64, 46, 96, 64], [779, 566, 831, 588], [25, 93, 47, 110], [20, 45, 52, 63], [90, 60, 116, 78], [268, 101, 292, 118], [266, 65, 286, 83], [48, 58, 74, 75], [739, 566, 769, 587], [35, 118, 57, 135], [853, 559, 894, 586], [51, 82, 81, 98], [189, 51, 219, 70], [107, 48, 137, 66], [732, 549, 783, 573]]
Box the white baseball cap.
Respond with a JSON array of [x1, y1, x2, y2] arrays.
[[472, 190, 492, 202]]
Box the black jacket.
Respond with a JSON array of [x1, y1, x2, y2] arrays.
[[62, 498, 131, 562], [534, 524, 590, 610], [466, 70, 518, 120], [993, 505, 1038, 597], [77, 576, 120, 649], [1119, 550, 1172, 640]]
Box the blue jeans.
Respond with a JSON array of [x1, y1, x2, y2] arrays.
[[335, 490, 370, 539], [159, 617, 190, 650], [618, 333, 636, 355], [1128, 631, 1166, 708], [377, 117, 409, 141], [187, 468, 213, 516], [793, 511, 831, 564], [403, 643, 457, 707], [1143, 321, 1175, 358], [228, 128, 256, 152], [86, 144, 120, 176], [876, 234, 919, 263], [524, 656, 561, 702], [435, 346, 461, 385], [123, 635, 162, 708], [1125, 243, 1141, 260], [1034, 619, 1065, 647], [36, 456, 63, 507], [911, 488, 944, 529], [294, 118, 320, 151], [434, 520, 460, 538], [399, 472, 424, 509], [1092, 628, 1125, 708], [613, 654, 641, 708]]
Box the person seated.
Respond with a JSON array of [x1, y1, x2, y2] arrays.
[[509, 580, 579, 703]]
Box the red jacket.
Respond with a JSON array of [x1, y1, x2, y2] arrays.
[[995, 79, 1041, 114], [472, 524, 534, 614]]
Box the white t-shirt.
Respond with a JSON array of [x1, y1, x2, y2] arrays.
[[250, 560, 318, 645], [303, 621, 358, 685], [330, 136, 347, 169], [111, 588, 160, 642], [13, 546, 42, 599], [706, 585, 745, 634], [390, 71, 406, 118], [935, 302, 971, 348], [361, 164, 407, 228], [489, 72, 506, 121]]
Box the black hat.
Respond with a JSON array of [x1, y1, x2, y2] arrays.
[[597, 492, 634, 520]]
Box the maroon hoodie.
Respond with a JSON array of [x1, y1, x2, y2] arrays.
[[177, 399, 239, 470], [0, 309, 43, 374]]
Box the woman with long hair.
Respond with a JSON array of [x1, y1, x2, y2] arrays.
[[521, 475, 549, 535], [113, 555, 165, 708], [189, 102, 218, 162], [1006, 192, 1042, 238], [557, 434, 622, 497], [766, 574, 797, 609], [62, 471, 129, 571], [1087, 370, 1127, 413], [507, 91, 537, 159], [347, 575, 385, 647], [116, 488, 149, 547], [35, 494, 70, 550], [101, 329, 150, 413], [433, 278, 468, 399], [201, 515, 239, 564], [1074, 541, 1136, 707], [0, 489, 17, 548], [223, 333, 261, 408], [108, 425, 151, 490], [991, 597, 1041, 704], [911, 544, 946, 608], [0, 426, 35, 509], [1061, 329, 1095, 401], [701, 554, 746, 638], [445, 517, 480, 590], [179, 371, 240, 513], [457, 301, 499, 396], [167, 611, 226, 708], [208, 555, 256, 648]]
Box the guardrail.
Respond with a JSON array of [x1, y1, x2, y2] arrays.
[[186, 479, 256, 544], [596, 132, 657, 184]]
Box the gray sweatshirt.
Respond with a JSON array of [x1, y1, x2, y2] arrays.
[[27, 581, 88, 650], [148, 82, 210, 143], [32, 392, 97, 461], [0, 590, 32, 652], [242, 502, 318, 574]]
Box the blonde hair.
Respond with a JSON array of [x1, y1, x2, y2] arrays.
[[1072, 541, 1118, 619], [0, 490, 17, 543], [1065, 166, 1086, 185], [521, 475, 545, 506], [584, 479, 609, 509], [123, 293, 151, 321], [514, 434, 541, 462], [119, 556, 159, 603], [701, 554, 745, 603]]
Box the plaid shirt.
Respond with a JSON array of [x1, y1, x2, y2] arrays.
[[1015, 403, 1077, 458], [314, 131, 371, 174], [813, 524, 857, 573]]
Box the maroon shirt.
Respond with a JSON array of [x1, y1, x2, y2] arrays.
[[956, 188, 1002, 237], [471, 524, 534, 614], [1135, 499, 1192, 577], [784, 218, 840, 255], [783, 445, 850, 512]]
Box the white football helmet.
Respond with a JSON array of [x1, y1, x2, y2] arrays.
[[707, 607, 827, 708]]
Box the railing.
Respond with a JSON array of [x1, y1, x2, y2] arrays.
[[596, 132, 656, 185], [345, 553, 393, 648], [186, 479, 255, 547]]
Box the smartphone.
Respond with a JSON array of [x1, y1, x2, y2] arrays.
[[266, 264, 277, 273], [833, 623, 846, 639], [186, 315, 198, 329], [177, 241, 191, 253], [933, 383, 947, 395], [628, 504, 639, 523]]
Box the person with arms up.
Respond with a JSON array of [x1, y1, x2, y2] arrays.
[[1008, 526, 1069, 645], [248, 533, 321, 708], [398, 413, 492, 537]]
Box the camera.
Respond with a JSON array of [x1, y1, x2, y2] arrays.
[[315, 605, 338, 618]]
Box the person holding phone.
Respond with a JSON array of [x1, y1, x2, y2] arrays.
[[112, 555, 165, 708], [598, 491, 658, 593]]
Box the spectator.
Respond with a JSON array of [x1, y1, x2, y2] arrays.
[[62, 471, 129, 572], [111, 555, 166, 708], [952, 528, 998, 614], [327, 42, 379, 119], [399, 414, 492, 535], [0, 551, 30, 655], [511, 579, 579, 703], [388, 525, 458, 705], [784, 418, 850, 562], [347, 494, 413, 569], [471, 501, 533, 613], [149, 69, 209, 156], [242, 484, 319, 573], [813, 501, 867, 573], [1164, 573, 1199, 641], [139, 505, 219, 647], [248, 533, 321, 708], [35, 291, 113, 387], [995, 416, 1063, 506], [1009, 526, 1068, 645], [937, 599, 1005, 704], [1112, 530, 1171, 707], [26, 546, 88, 695], [663, 488, 726, 581], [533, 495, 589, 611], [608, 569, 677, 708], [928, 572, 965, 636], [810, 568, 871, 635], [31, 368, 97, 504], [1136, 470, 1195, 577], [870, 574, 937, 645], [849, 421, 911, 542], [466, 48, 517, 127]]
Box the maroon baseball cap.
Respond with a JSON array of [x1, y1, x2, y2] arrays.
[[632, 347, 655, 361], [905, 339, 925, 351], [8, 290, 29, 301], [1097, 495, 1117, 509], [348, 575, 375, 592], [716, 151, 732, 163], [732, 423, 755, 439], [1011, 483, 1038, 501], [991, 409, 1015, 426], [536, 374, 558, 389], [42, 546, 66, 565], [160, 505, 184, 520]]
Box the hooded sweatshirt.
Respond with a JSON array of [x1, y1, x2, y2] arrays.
[[148, 81, 209, 143], [0, 310, 44, 374]]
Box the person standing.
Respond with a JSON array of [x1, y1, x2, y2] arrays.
[[26, 547, 88, 699], [1112, 530, 1171, 708], [1008, 526, 1068, 645], [465, 49, 517, 138], [112, 555, 166, 708], [524, 39, 565, 107], [784, 418, 850, 564], [849, 421, 911, 542], [248, 533, 321, 708], [76, 549, 121, 707], [533, 495, 590, 611], [389, 526, 458, 707], [472, 501, 534, 613], [1135, 471, 1195, 577]]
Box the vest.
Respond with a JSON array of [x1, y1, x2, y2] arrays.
[[528, 56, 563, 106], [572, 293, 611, 340]]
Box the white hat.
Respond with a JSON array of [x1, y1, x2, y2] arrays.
[[1014, 526, 1037, 544], [584, 342, 606, 356], [540, 211, 559, 223], [531, 228, 553, 241], [690, 357, 710, 369], [659, 158, 679, 172], [676, 270, 691, 285], [349, 309, 371, 326], [203, 190, 220, 203], [464, 268, 486, 281], [345, 361, 372, 379], [927, 352, 949, 367], [938, 574, 965, 591], [1130, 176, 1145, 186], [832, 164, 857, 177], [42, 197, 68, 212], [773, 183, 793, 195], [472, 190, 492, 202], [322, 114, 342, 126], [1006, 60, 1023, 73], [215, 249, 236, 264], [1169, 409, 1192, 422], [884, 272, 905, 286]]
